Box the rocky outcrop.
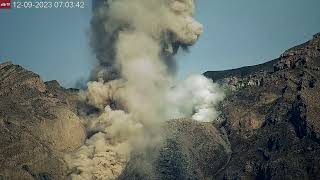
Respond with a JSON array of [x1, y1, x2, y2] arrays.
[[0, 63, 85, 179], [204, 33, 320, 179], [120, 119, 232, 180]]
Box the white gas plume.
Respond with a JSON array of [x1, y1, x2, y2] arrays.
[[166, 74, 225, 122], [65, 0, 224, 179]]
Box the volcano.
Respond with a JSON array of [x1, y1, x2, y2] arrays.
[[0, 33, 319, 179]]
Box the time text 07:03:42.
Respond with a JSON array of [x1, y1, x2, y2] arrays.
[[12, 1, 85, 9]]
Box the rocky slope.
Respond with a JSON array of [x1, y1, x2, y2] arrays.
[[0, 62, 85, 179], [119, 119, 232, 180], [204, 32, 320, 179]]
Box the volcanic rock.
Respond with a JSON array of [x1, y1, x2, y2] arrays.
[[0, 63, 85, 179], [119, 119, 232, 180], [205, 33, 320, 179]]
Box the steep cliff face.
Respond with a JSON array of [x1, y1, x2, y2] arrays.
[[0, 63, 86, 179], [204, 33, 320, 179]]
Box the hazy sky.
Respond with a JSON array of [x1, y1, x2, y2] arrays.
[[1, 0, 320, 87]]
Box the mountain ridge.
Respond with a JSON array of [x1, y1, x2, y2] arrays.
[[0, 32, 319, 179], [204, 32, 320, 179]]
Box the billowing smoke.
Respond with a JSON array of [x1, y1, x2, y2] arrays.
[[90, 0, 203, 80], [166, 74, 225, 122], [65, 0, 224, 179]]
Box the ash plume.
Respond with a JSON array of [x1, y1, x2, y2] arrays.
[[65, 0, 224, 179], [89, 0, 203, 80]]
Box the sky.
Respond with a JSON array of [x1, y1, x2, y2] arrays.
[[0, 0, 320, 88]]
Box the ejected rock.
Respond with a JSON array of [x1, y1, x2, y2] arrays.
[[120, 119, 232, 180], [0, 62, 85, 179], [205, 33, 320, 179]]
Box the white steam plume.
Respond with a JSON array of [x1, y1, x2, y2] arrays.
[[166, 74, 225, 122], [65, 0, 224, 179]]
